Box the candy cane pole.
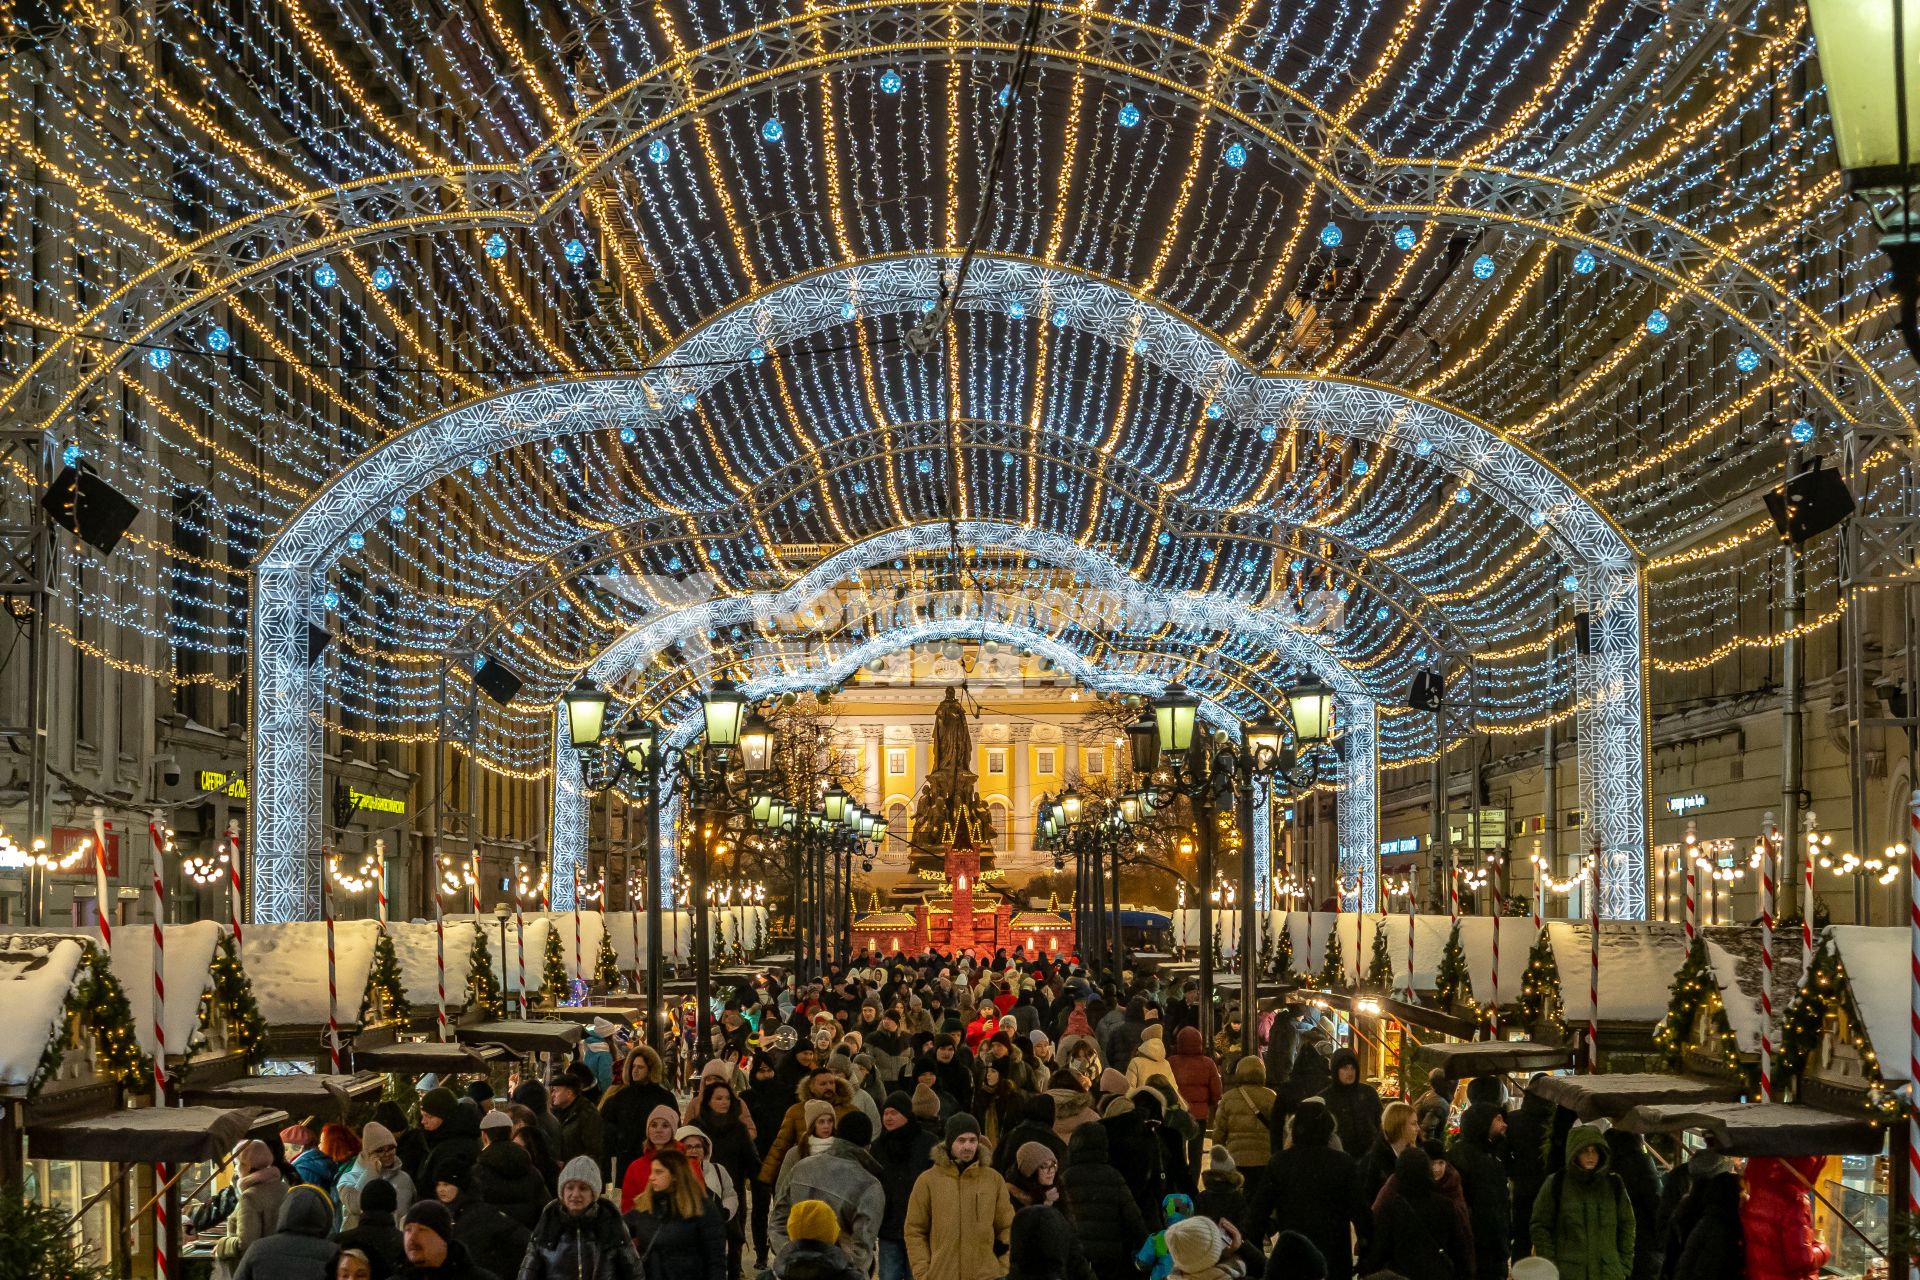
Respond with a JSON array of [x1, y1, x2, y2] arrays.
[[572, 869, 584, 985], [224, 821, 244, 964], [374, 837, 388, 928], [1449, 863, 1459, 928], [154, 1159, 170, 1280], [1683, 821, 1698, 947], [90, 806, 112, 954], [1533, 864, 1543, 934], [513, 881, 528, 1021], [1908, 789, 1920, 1229], [433, 887, 449, 1042], [323, 864, 341, 1073], [1802, 856, 1815, 972], [1587, 844, 1601, 1073], [1490, 908, 1501, 1036], [147, 815, 169, 1096], [468, 852, 481, 916], [1758, 828, 1776, 1103], [1404, 899, 1416, 1003]]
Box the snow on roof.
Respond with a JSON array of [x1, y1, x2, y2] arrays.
[[1700, 926, 1807, 1054], [1821, 926, 1905, 1085], [1546, 921, 1690, 1024], [246, 921, 381, 1026], [385, 920, 478, 1012], [1279, 912, 1527, 1000], [34, 923, 234, 1060], [0, 936, 87, 1087], [599, 907, 765, 968]]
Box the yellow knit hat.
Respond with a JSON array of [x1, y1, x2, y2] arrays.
[[787, 1199, 841, 1246]]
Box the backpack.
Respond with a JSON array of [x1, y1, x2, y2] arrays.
[[1544, 1168, 1628, 1226]]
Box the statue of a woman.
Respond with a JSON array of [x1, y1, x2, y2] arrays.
[[932, 686, 971, 776]]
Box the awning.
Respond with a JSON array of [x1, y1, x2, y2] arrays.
[[456, 1020, 585, 1056], [181, 1072, 385, 1120], [1412, 1040, 1574, 1079], [1617, 1101, 1886, 1156], [353, 1039, 502, 1075], [539, 1006, 634, 1029], [28, 1106, 282, 1164], [1528, 1072, 1743, 1120]]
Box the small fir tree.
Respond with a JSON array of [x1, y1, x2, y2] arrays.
[[0, 1184, 109, 1279], [541, 924, 567, 1005], [467, 924, 506, 1019], [1517, 927, 1565, 1035], [594, 927, 623, 991], [360, 929, 411, 1024], [1314, 927, 1348, 992], [1434, 921, 1472, 1010], [201, 932, 269, 1064], [1366, 919, 1396, 991], [1274, 927, 1295, 983]]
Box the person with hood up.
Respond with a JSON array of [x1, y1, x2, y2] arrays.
[[1136, 1194, 1197, 1280], [1169, 1025, 1222, 1164], [1605, 1129, 1663, 1280], [744, 1052, 793, 1270], [1506, 1078, 1556, 1260], [1007, 1198, 1097, 1280], [1103, 1086, 1196, 1227], [1045, 1070, 1099, 1145], [602, 1044, 676, 1179], [509, 1081, 564, 1160], [1363, 1144, 1474, 1280], [766, 1108, 885, 1276], [515, 1155, 643, 1280], [418, 1089, 483, 1198], [1530, 1124, 1636, 1280], [1264, 1231, 1329, 1280], [469, 1111, 547, 1231], [1447, 1101, 1513, 1280], [1210, 1057, 1275, 1226], [1262, 1100, 1365, 1280], [759, 1069, 859, 1185], [1658, 1154, 1743, 1280], [872, 1091, 939, 1280], [1316, 1048, 1383, 1164], [903, 1113, 1015, 1280], [1412, 1070, 1454, 1144], [214, 1140, 288, 1280], [1194, 1149, 1250, 1240], [769, 1200, 867, 1280], [1055, 1115, 1148, 1275], [339, 1121, 417, 1232], [395, 1199, 500, 1279], [624, 1148, 727, 1280], [1740, 1156, 1828, 1280], [232, 1183, 341, 1280], [618, 1105, 704, 1211], [1125, 1024, 1186, 1105], [427, 1151, 530, 1263], [337, 1178, 406, 1280]]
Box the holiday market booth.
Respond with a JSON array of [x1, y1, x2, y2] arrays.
[[1653, 924, 1809, 1087]]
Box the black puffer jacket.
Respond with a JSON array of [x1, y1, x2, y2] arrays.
[[1265, 1102, 1366, 1280], [1007, 1203, 1096, 1280], [419, 1110, 483, 1196], [515, 1199, 643, 1280], [743, 1068, 793, 1165], [624, 1197, 726, 1280], [1447, 1104, 1512, 1280], [472, 1139, 549, 1231], [449, 1190, 531, 1264], [602, 1046, 677, 1176], [1057, 1122, 1148, 1276], [869, 1119, 938, 1241], [692, 1093, 760, 1198], [1316, 1049, 1384, 1160], [1505, 1088, 1555, 1260], [1363, 1146, 1473, 1280], [231, 1184, 339, 1280], [1662, 1172, 1744, 1280]]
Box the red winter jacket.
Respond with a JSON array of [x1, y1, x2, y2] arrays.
[[1168, 1026, 1224, 1121], [1741, 1156, 1830, 1280]]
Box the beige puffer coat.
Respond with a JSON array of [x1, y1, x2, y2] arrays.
[[1210, 1056, 1277, 1169], [904, 1140, 1015, 1280]]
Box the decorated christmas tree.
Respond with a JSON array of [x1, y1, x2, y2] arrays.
[[1366, 919, 1396, 991], [1517, 927, 1564, 1035], [541, 924, 568, 1005], [360, 929, 411, 1024], [45, 944, 151, 1093], [594, 926, 624, 991], [1434, 920, 1472, 1009], [199, 932, 269, 1065], [467, 924, 506, 1019], [1273, 926, 1295, 983], [1314, 926, 1348, 992]]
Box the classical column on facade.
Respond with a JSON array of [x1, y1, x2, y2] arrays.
[[861, 724, 885, 808], [1009, 724, 1033, 860], [910, 724, 933, 788], [1063, 727, 1082, 784]]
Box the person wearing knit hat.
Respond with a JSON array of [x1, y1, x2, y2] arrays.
[[1194, 1145, 1249, 1243], [617, 1104, 704, 1213], [418, 1088, 459, 1129], [336, 1118, 416, 1233], [904, 1112, 1014, 1280], [768, 1198, 864, 1280], [335, 1177, 405, 1278], [227, 1183, 338, 1280], [212, 1140, 287, 1279], [674, 1124, 741, 1223], [400, 1195, 506, 1276], [521, 1153, 643, 1280], [1161, 1214, 1232, 1279]]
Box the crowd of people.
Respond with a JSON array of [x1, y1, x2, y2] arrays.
[[201, 948, 1827, 1280]]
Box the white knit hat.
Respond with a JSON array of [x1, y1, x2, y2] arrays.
[[557, 1155, 603, 1196]]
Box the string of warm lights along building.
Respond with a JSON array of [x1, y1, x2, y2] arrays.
[[2, 0, 1919, 1273]]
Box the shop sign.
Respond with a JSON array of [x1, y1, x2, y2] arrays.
[[1665, 792, 1708, 816], [1379, 837, 1419, 855], [50, 825, 119, 876], [199, 771, 248, 798], [349, 787, 406, 816]]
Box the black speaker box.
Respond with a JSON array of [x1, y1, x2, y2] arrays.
[[1406, 669, 1444, 712], [42, 465, 139, 555], [474, 659, 524, 704]]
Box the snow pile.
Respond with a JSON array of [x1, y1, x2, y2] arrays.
[[1701, 925, 1807, 1054], [246, 920, 381, 1025], [0, 936, 87, 1087], [385, 920, 479, 1012], [1822, 926, 1906, 1084], [112, 922, 225, 1060], [1546, 921, 1689, 1023]]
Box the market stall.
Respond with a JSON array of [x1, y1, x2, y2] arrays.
[[1527, 1071, 1743, 1121], [1653, 924, 1808, 1086]]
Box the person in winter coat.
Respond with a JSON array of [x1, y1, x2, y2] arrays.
[[993, 1094, 1068, 1179], [601, 1045, 676, 1181], [1046, 1074, 1099, 1146], [765, 1112, 886, 1276], [336, 1178, 406, 1280], [1004, 1141, 1062, 1211], [1364, 1145, 1473, 1280], [469, 1114, 546, 1232], [770, 1200, 867, 1280], [678, 1127, 740, 1221], [1056, 1117, 1148, 1276], [1317, 1048, 1383, 1166], [549, 1067, 606, 1167], [232, 1183, 340, 1280], [618, 1105, 704, 1212], [214, 1140, 287, 1280], [1531, 1124, 1636, 1280], [623, 1148, 727, 1280], [1126, 1025, 1185, 1104], [418, 1091, 483, 1199], [1137, 1194, 1197, 1280], [1360, 1101, 1424, 1207], [1506, 1080, 1556, 1260], [872, 1092, 940, 1280], [395, 1199, 501, 1279], [295, 1123, 359, 1195], [428, 1152, 531, 1263], [1659, 1162, 1743, 1280], [903, 1113, 1016, 1280], [1169, 1027, 1223, 1121], [1211, 1057, 1275, 1229], [509, 1081, 564, 1163], [1263, 1100, 1365, 1280], [339, 1122, 417, 1233], [1007, 1200, 1097, 1280], [759, 1070, 860, 1184], [1446, 1103, 1513, 1280], [1162, 1215, 1252, 1280], [744, 1052, 793, 1269], [515, 1156, 643, 1280], [1265, 1230, 1329, 1280], [1605, 1129, 1663, 1280], [693, 1078, 762, 1212], [1740, 1156, 1829, 1280], [1194, 1149, 1251, 1241]]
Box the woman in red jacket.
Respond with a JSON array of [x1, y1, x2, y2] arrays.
[[1168, 1025, 1223, 1179], [1741, 1155, 1830, 1280]]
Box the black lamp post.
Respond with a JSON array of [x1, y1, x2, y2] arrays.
[[616, 719, 664, 1053]]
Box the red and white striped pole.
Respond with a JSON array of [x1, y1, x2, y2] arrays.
[[1682, 821, 1698, 947], [628, 876, 642, 994], [468, 851, 481, 917], [147, 815, 169, 1096], [1906, 790, 1919, 1229], [323, 861, 341, 1074], [1802, 855, 1815, 973], [512, 876, 528, 1021], [373, 837, 388, 929], [91, 806, 113, 954], [1758, 827, 1776, 1103], [225, 827, 244, 965], [1533, 860, 1543, 933], [1490, 907, 1501, 1036], [1587, 842, 1601, 1073], [1404, 896, 1416, 1003], [433, 886, 448, 1041], [154, 1159, 170, 1280], [1449, 863, 1459, 927]]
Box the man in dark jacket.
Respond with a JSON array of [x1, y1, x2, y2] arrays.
[[992, 1094, 1067, 1177], [397, 1200, 501, 1279], [1446, 1104, 1511, 1280], [601, 1044, 675, 1179], [870, 1092, 938, 1280], [418, 1090, 483, 1198], [1057, 1121, 1148, 1278], [1316, 1048, 1383, 1162], [431, 1152, 531, 1263], [471, 1117, 549, 1231], [1659, 1163, 1742, 1280], [549, 1066, 606, 1166], [1606, 1129, 1663, 1280], [1264, 1100, 1366, 1280], [1505, 1081, 1555, 1260], [337, 1177, 406, 1279], [232, 1184, 339, 1280]]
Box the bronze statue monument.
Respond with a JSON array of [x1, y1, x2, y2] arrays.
[[909, 687, 997, 872]]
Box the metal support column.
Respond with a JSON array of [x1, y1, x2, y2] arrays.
[[1238, 771, 1259, 1059], [1196, 789, 1216, 1048], [644, 766, 664, 1054]]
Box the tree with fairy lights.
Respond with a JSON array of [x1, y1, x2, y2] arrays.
[[594, 927, 623, 991], [361, 929, 411, 1024], [1434, 921, 1472, 1010], [1517, 928, 1565, 1036], [35, 945, 150, 1095], [199, 932, 269, 1066], [1314, 927, 1348, 993], [1273, 926, 1295, 984], [541, 923, 568, 1004], [1653, 937, 1751, 1085], [1366, 920, 1396, 992], [467, 924, 506, 1019]]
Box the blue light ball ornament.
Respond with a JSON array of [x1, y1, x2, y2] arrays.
[[347, 531, 365, 551], [1224, 142, 1247, 168], [1472, 254, 1496, 279], [313, 263, 337, 288], [1560, 572, 1580, 593], [469, 458, 489, 476], [387, 504, 405, 524], [1117, 102, 1142, 127], [619, 426, 636, 444], [1260, 424, 1277, 443], [1734, 346, 1761, 373], [205, 326, 231, 353], [147, 347, 171, 370], [371, 265, 396, 291], [750, 346, 767, 365], [648, 138, 671, 164], [1646, 309, 1669, 335], [1393, 224, 1418, 251], [841, 302, 858, 321], [797, 496, 812, 511], [761, 118, 784, 143], [916, 458, 933, 475], [322, 590, 339, 610], [563, 239, 588, 264], [483, 233, 507, 259], [1008, 300, 1026, 320], [1788, 418, 1816, 445], [879, 68, 904, 94], [1319, 223, 1343, 248], [679, 392, 697, 411], [853, 480, 869, 494]]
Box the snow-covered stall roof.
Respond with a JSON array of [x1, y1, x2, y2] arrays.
[[1821, 926, 1906, 1085], [247, 920, 381, 1026], [43, 922, 227, 1061], [604, 907, 768, 968], [387, 919, 479, 1013], [0, 937, 87, 1088], [1700, 925, 1808, 1055], [1278, 912, 1529, 1002], [1546, 921, 1689, 1024]]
